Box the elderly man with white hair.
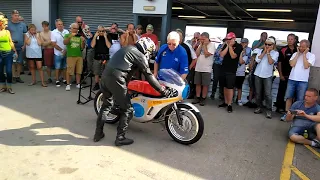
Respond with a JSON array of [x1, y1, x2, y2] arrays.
[[154, 31, 189, 79], [63, 22, 85, 91]]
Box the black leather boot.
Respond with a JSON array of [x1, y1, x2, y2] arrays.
[[93, 105, 108, 142], [115, 135, 134, 146]]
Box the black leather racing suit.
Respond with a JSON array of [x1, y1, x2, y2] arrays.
[[94, 45, 164, 139]]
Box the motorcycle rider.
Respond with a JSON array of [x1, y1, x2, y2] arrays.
[[93, 37, 170, 146]]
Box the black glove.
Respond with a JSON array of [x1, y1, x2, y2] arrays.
[[160, 87, 171, 97]]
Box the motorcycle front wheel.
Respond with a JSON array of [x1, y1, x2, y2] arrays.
[[165, 103, 204, 145], [94, 90, 120, 124]]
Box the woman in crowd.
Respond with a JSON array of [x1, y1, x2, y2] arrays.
[[0, 13, 17, 94], [25, 24, 47, 87], [253, 37, 279, 118], [40, 21, 54, 84]]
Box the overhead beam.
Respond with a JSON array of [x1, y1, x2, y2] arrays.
[[174, 0, 210, 17], [216, 0, 237, 19]]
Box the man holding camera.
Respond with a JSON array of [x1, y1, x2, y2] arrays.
[[286, 88, 320, 148], [63, 23, 85, 91]]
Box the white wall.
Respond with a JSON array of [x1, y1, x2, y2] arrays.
[[32, 0, 49, 30], [312, 5, 320, 67], [133, 0, 168, 14]]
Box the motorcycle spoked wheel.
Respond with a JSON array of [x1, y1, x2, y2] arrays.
[[165, 103, 204, 145], [94, 90, 120, 124]]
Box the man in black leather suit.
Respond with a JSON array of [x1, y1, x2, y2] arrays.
[[94, 37, 170, 146]]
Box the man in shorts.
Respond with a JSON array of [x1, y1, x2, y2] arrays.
[[192, 32, 216, 106], [63, 23, 85, 91], [218, 32, 243, 113], [286, 88, 320, 148]]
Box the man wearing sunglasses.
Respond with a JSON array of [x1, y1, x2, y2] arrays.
[[154, 31, 189, 80]]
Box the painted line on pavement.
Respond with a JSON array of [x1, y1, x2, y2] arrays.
[[291, 166, 310, 180], [280, 141, 295, 180], [304, 145, 320, 159]]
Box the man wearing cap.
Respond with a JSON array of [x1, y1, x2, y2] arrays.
[[191, 32, 216, 105], [253, 37, 279, 118], [218, 32, 243, 113], [7, 10, 27, 83], [141, 24, 159, 51], [154, 31, 188, 79], [235, 38, 251, 106]]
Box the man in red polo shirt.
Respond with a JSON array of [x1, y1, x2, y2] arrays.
[[141, 24, 159, 51]]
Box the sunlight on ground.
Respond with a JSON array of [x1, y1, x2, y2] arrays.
[[0, 105, 203, 180]]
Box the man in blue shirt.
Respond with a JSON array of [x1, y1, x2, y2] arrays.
[[210, 43, 224, 100], [154, 31, 188, 79], [286, 88, 320, 148], [7, 10, 27, 83]]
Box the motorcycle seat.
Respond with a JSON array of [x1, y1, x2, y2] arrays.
[[128, 80, 164, 97]]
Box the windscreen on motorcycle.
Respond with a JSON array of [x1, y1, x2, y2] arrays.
[[157, 69, 187, 86]]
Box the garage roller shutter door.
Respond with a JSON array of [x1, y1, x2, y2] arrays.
[[0, 0, 32, 25], [58, 0, 134, 31]]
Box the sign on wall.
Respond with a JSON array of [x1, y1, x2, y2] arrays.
[[133, 0, 168, 14]]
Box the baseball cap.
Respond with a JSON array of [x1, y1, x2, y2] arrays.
[[265, 37, 276, 44], [146, 24, 154, 30], [224, 32, 236, 40], [241, 38, 249, 43], [201, 32, 209, 39]]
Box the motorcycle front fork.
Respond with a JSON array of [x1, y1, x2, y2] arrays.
[[173, 103, 183, 126]]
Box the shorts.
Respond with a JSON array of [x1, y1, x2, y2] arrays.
[[43, 48, 54, 67], [93, 59, 103, 76], [27, 58, 42, 61], [288, 123, 318, 137], [285, 79, 308, 101], [67, 56, 83, 75], [194, 71, 211, 86], [13, 49, 24, 64], [220, 72, 236, 89], [235, 76, 245, 89], [54, 54, 67, 69]]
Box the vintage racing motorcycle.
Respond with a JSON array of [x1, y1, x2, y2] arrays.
[[94, 69, 204, 145]]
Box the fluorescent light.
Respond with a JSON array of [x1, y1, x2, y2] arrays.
[[178, 15, 206, 19], [257, 18, 294, 22], [172, 7, 184, 10], [246, 9, 292, 12]]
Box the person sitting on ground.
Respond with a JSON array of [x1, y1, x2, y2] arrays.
[[286, 88, 320, 148]]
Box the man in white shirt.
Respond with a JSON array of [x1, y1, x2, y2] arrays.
[[281, 40, 316, 120], [254, 37, 279, 118], [191, 32, 216, 106], [51, 19, 69, 87]]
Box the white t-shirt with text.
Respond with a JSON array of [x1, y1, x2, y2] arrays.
[[195, 42, 216, 73], [289, 52, 316, 82]]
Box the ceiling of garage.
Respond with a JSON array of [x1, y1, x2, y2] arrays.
[[172, 0, 320, 23]]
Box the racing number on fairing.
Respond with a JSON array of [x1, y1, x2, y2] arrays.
[[141, 99, 146, 103]]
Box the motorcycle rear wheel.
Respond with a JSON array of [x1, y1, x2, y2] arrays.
[[165, 103, 204, 145], [94, 90, 120, 124]]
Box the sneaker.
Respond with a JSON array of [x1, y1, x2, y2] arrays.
[[243, 101, 252, 107], [254, 108, 262, 114], [192, 97, 201, 104], [199, 98, 206, 106], [280, 114, 287, 121], [227, 105, 233, 113], [266, 111, 272, 119], [210, 94, 215, 100], [76, 84, 81, 89], [12, 77, 17, 84], [16, 77, 24, 83], [92, 83, 100, 91], [66, 84, 71, 91], [218, 103, 228, 108], [312, 139, 320, 148], [237, 100, 243, 106], [47, 78, 53, 84], [56, 81, 61, 87], [63, 80, 67, 85]]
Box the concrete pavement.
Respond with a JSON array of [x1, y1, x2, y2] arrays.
[[0, 74, 319, 180]]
